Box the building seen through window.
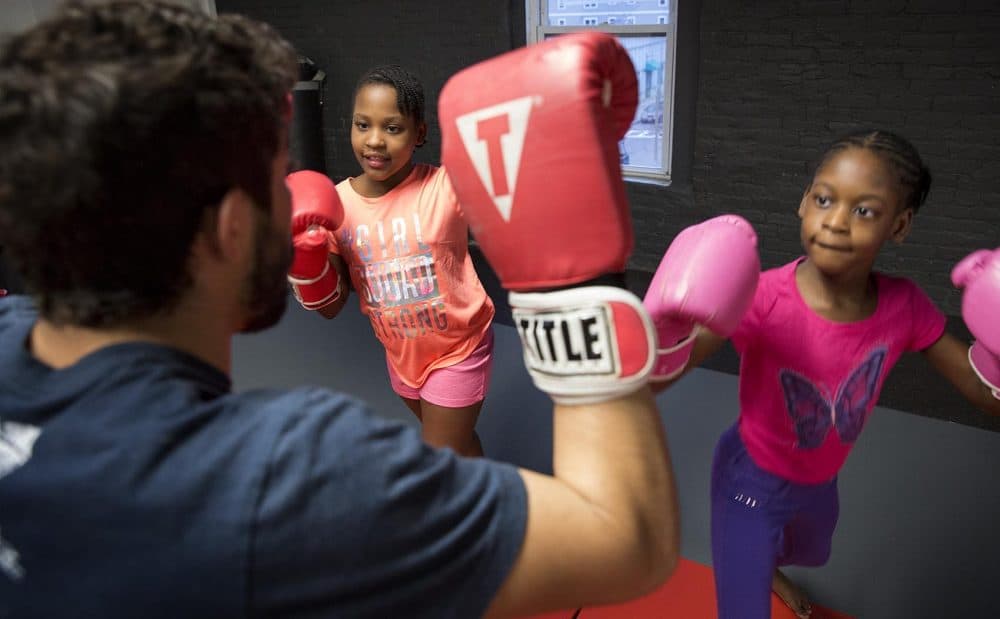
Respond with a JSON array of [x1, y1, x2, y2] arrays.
[[546, 0, 669, 26], [529, 0, 677, 183]]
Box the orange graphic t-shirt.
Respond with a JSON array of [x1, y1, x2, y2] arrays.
[[331, 164, 495, 388]]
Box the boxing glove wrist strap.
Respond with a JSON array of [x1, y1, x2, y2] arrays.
[[650, 327, 697, 383], [288, 262, 341, 311], [509, 286, 656, 404], [969, 342, 1000, 400]]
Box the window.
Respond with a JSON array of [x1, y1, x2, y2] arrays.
[[527, 0, 678, 184]]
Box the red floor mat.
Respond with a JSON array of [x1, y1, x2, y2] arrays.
[[522, 558, 853, 619]]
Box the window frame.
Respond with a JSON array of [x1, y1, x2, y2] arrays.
[[526, 0, 678, 184]]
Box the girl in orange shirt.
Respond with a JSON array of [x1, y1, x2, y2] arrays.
[[308, 65, 495, 457]]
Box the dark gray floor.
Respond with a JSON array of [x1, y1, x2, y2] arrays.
[[233, 296, 1000, 618]]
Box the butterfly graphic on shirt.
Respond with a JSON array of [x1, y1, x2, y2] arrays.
[[779, 347, 887, 450]]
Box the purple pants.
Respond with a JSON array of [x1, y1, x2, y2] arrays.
[[710, 425, 839, 619]]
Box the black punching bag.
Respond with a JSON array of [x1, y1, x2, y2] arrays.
[[289, 56, 326, 173]]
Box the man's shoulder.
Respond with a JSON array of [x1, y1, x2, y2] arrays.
[[0, 294, 36, 329], [232, 386, 375, 434], [231, 386, 411, 461]]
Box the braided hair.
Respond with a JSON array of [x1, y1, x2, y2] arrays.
[[815, 129, 932, 214], [353, 64, 426, 145]]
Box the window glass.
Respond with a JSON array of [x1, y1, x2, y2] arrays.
[[620, 36, 667, 172], [531, 0, 677, 182]]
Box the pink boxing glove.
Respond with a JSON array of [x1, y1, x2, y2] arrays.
[[286, 170, 345, 311], [643, 215, 760, 381], [952, 248, 1000, 399]]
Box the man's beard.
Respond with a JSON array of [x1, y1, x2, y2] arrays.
[[239, 213, 293, 333]]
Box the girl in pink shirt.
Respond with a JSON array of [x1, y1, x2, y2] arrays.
[[305, 65, 495, 457], [658, 130, 1000, 618]]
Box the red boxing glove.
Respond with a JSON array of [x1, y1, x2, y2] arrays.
[[286, 171, 345, 311], [442, 32, 636, 290], [441, 32, 654, 404]]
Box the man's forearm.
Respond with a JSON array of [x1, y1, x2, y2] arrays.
[[551, 387, 679, 588]]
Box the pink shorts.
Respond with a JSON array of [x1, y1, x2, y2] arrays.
[[387, 328, 494, 407]]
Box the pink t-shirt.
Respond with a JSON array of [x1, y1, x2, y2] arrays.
[[331, 164, 494, 388], [730, 258, 946, 484]]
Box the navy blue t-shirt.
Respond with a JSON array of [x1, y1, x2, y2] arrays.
[[0, 296, 527, 618]]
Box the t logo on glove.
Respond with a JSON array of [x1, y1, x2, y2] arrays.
[[453, 96, 535, 222]]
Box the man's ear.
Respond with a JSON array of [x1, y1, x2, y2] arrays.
[[891, 207, 914, 244], [207, 187, 256, 262]]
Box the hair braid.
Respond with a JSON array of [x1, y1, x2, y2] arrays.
[[353, 64, 425, 127], [816, 129, 932, 214]]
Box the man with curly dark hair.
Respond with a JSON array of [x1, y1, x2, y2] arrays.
[[0, 2, 679, 618]]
